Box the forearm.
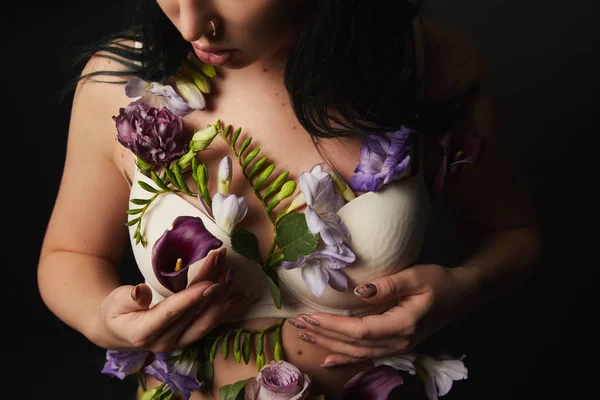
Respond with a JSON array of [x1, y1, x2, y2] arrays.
[[37, 250, 122, 346], [450, 226, 543, 315]]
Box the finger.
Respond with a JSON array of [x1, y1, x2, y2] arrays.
[[352, 267, 421, 304], [188, 248, 227, 287], [295, 330, 395, 360], [286, 317, 400, 349], [298, 311, 406, 340], [322, 353, 368, 367], [107, 283, 154, 316]]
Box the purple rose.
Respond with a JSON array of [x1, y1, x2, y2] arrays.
[[350, 126, 416, 192], [144, 352, 204, 400], [101, 350, 150, 380], [245, 360, 311, 400], [152, 216, 223, 293], [113, 102, 188, 167]]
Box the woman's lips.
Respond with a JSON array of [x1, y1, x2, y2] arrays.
[[192, 47, 235, 67]]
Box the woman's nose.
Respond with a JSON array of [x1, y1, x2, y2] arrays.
[[177, 0, 214, 42]]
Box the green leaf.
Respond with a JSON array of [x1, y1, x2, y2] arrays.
[[222, 330, 232, 360], [219, 379, 249, 400], [126, 208, 144, 215], [163, 167, 180, 190], [256, 353, 265, 371], [171, 163, 190, 194], [253, 164, 275, 191], [223, 124, 232, 140], [137, 180, 160, 193], [263, 267, 282, 309], [231, 127, 242, 148], [273, 321, 283, 361], [238, 137, 252, 157], [126, 217, 141, 227], [242, 332, 252, 364], [233, 329, 243, 363], [262, 172, 289, 200], [209, 335, 222, 365], [242, 148, 260, 170], [151, 171, 171, 191], [231, 230, 261, 263], [275, 213, 319, 262], [130, 198, 151, 205], [247, 156, 268, 179]]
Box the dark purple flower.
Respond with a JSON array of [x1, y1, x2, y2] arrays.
[[338, 365, 404, 400], [350, 126, 416, 192], [101, 350, 150, 380], [144, 352, 204, 400], [245, 360, 311, 400], [429, 129, 485, 196], [113, 102, 188, 167], [152, 216, 223, 293]]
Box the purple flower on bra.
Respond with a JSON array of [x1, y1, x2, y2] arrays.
[[350, 126, 416, 192], [338, 365, 404, 400], [125, 76, 196, 116], [144, 352, 204, 400], [152, 216, 222, 293], [101, 350, 150, 380]]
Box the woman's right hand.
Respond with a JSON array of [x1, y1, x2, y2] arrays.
[[97, 249, 248, 352]]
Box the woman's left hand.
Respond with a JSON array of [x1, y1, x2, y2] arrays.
[[289, 263, 467, 366]]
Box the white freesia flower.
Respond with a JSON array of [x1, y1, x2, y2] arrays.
[[416, 354, 468, 400], [373, 352, 417, 375], [125, 77, 195, 116], [212, 192, 248, 235], [217, 156, 232, 195]]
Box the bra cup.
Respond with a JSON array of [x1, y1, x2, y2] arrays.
[[277, 173, 431, 311]]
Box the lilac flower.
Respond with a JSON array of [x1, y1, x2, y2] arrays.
[[101, 350, 150, 380], [152, 216, 223, 293], [429, 130, 485, 195], [350, 126, 416, 192], [338, 365, 404, 400], [113, 102, 187, 167], [245, 360, 311, 400], [416, 353, 468, 400], [144, 352, 204, 400], [281, 244, 355, 297], [125, 77, 196, 116]]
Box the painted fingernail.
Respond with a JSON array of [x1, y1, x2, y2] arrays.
[[130, 285, 140, 301], [215, 251, 224, 267], [354, 283, 377, 298], [287, 319, 306, 329], [301, 315, 320, 327], [224, 268, 234, 285], [203, 282, 221, 297], [297, 332, 316, 344], [320, 363, 336, 368]]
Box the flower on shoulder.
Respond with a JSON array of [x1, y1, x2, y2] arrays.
[[125, 76, 197, 116], [245, 360, 311, 400], [144, 351, 204, 400], [350, 126, 416, 192], [101, 350, 150, 380], [113, 102, 187, 167], [152, 215, 223, 293], [416, 353, 468, 400], [281, 244, 355, 297]]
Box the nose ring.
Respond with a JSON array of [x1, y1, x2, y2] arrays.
[[210, 20, 217, 37]]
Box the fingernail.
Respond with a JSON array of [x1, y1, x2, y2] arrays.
[[131, 285, 140, 301], [297, 332, 316, 344], [287, 319, 306, 329], [301, 315, 320, 327], [203, 282, 221, 297], [224, 268, 234, 286], [215, 250, 224, 267], [320, 362, 336, 368], [354, 283, 377, 298]]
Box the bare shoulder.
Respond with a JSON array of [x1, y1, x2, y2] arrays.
[[419, 16, 485, 100]]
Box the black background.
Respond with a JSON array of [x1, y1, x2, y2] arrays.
[[4, 0, 599, 399]]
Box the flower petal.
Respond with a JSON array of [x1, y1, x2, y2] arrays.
[[338, 365, 404, 400], [325, 268, 348, 292], [301, 262, 329, 297]]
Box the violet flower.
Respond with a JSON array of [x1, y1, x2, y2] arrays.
[[113, 102, 187, 167], [152, 216, 223, 293], [245, 360, 311, 400], [144, 352, 204, 400], [430, 129, 485, 195], [350, 126, 416, 192], [373, 352, 417, 376], [281, 244, 355, 297], [101, 350, 150, 380], [338, 365, 404, 400], [125, 77, 196, 116]]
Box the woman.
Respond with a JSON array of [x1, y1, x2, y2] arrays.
[[37, 0, 542, 399]]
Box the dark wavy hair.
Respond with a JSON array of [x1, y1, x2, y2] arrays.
[[68, 0, 478, 139]]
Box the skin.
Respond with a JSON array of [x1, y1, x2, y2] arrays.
[[37, 1, 542, 399]]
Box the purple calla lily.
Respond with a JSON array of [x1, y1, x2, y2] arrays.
[[338, 365, 404, 400], [350, 126, 416, 192], [152, 216, 223, 293]]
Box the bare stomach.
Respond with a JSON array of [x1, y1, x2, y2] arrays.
[[142, 318, 373, 399]]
